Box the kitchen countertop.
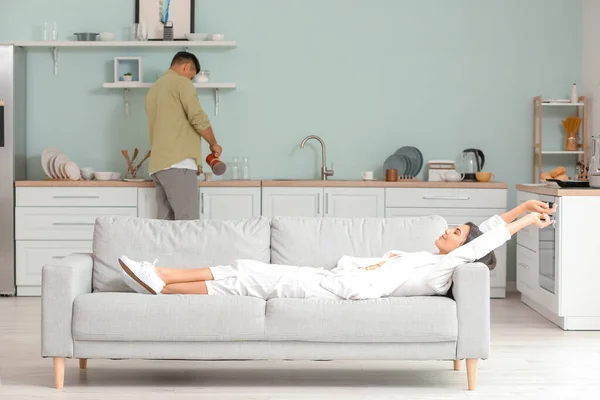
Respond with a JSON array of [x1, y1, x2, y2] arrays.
[[16, 180, 508, 189], [516, 184, 600, 196]]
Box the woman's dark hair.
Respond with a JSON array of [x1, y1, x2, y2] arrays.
[[463, 222, 497, 271]]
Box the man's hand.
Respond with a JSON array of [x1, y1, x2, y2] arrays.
[[209, 143, 222, 158]]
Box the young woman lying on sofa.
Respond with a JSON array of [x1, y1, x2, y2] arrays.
[[118, 200, 556, 300]]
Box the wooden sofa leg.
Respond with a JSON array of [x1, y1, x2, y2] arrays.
[[453, 360, 461, 371], [79, 358, 88, 369], [466, 358, 478, 391], [53, 357, 65, 389]]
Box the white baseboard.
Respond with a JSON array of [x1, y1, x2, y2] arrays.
[[506, 281, 517, 292]]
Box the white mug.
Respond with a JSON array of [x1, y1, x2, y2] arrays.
[[361, 171, 374, 180], [443, 171, 464, 182], [203, 172, 213, 182]]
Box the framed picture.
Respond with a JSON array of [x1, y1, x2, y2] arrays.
[[135, 0, 195, 40]]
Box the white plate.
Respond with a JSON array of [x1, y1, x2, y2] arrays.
[[41, 147, 61, 179], [47, 155, 58, 179], [53, 154, 69, 179], [64, 161, 81, 181]]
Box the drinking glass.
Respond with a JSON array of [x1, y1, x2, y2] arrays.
[[137, 23, 148, 41], [43, 22, 58, 41], [131, 23, 139, 41]]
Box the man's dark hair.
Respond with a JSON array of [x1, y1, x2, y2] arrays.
[[171, 51, 200, 74]]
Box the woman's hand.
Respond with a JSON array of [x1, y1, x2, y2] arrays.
[[525, 212, 554, 229], [523, 199, 556, 214]]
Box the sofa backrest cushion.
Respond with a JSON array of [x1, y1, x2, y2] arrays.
[[93, 216, 270, 292], [270, 216, 447, 268]]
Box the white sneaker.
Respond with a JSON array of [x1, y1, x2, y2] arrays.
[[118, 256, 166, 295]]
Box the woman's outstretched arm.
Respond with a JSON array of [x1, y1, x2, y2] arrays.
[[500, 200, 555, 224]]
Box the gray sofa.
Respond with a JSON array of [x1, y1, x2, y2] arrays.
[[42, 215, 490, 391]]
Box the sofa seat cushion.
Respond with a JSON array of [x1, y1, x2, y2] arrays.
[[73, 293, 267, 342], [265, 296, 457, 343]]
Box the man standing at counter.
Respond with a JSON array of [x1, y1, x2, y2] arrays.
[[145, 51, 223, 220]]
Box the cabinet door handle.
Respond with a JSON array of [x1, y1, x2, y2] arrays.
[[201, 193, 206, 215], [325, 193, 329, 215], [52, 256, 64, 259], [52, 222, 95, 226], [52, 196, 100, 199], [518, 262, 529, 269], [317, 193, 321, 215], [422, 196, 470, 201]]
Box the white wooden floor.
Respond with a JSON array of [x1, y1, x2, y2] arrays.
[[1, 294, 600, 400]]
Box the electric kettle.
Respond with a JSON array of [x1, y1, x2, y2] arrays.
[[460, 149, 485, 181]]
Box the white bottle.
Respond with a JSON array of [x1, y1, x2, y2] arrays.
[[241, 157, 250, 180], [571, 83, 578, 104]]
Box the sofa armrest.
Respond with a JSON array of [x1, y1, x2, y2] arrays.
[[42, 253, 93, 358], [452, 263, 490, 360]]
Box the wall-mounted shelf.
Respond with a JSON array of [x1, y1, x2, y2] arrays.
[[541, 102, 585, 107], [533, 96, 588, 183], [103, 82, 237, 89], [538, 150, 585, 155], [0, 40, 236, 75], [103, 82, 237, 116], [0, 40, 237, 48]]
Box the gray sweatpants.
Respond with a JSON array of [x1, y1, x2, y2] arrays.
[[152, 169, 199, 220]]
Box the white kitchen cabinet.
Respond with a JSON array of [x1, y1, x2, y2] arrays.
[[138, 187, 261, 221], [15, 187, 138, 297], [261, 187, 323, 219], [324, 188, 384, 218], [137, 187, 158, 219], [16, 240, 93, 296], [200, 187, 261, 220], [15, 207, 137, 240], [516, 190, 600, 330]]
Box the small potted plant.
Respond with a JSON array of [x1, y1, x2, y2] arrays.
[[123, 72, 133, 82]]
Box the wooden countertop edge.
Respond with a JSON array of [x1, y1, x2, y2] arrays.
[[16, 180, 508, 189], [516, 184, 600, 196]]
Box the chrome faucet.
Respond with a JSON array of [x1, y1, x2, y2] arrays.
[[300, 135, 334, 180]]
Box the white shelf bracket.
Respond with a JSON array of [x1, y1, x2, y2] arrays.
[[124, 88, 130, 116], [52, 47, 59, 75], [214, 88, 220, 116]]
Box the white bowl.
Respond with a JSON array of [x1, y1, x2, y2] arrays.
[[99, 32, 115, 41], [111, 172, 121, 180], [186, 33, 210, 41], [95, 172, 115, 181], [211, 34, 225, 41]]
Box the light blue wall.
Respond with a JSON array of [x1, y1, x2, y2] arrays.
[[0, 0, 582, 280]]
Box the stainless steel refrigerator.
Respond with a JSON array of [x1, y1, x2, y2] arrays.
[[0, 45, 27, 296]]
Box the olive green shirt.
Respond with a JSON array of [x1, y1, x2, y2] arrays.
[[145, 69, 211, 174]]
